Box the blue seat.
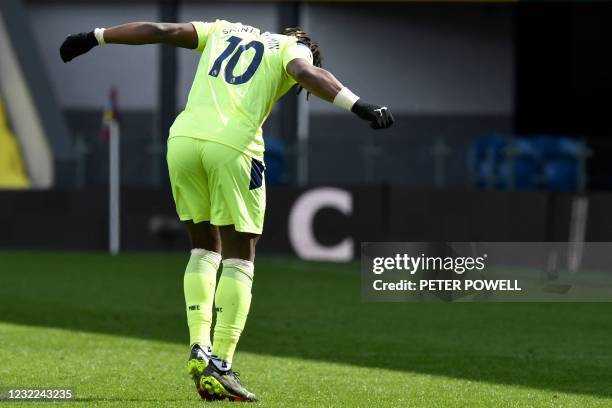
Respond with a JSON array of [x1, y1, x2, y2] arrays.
[[471, 135, 586, 191], [532, 135, 581, 159], [544, 158, 579, 191], [472, 135, 508, 188]]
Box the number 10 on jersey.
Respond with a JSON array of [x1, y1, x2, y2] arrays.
[[209, 36, 264, 85]]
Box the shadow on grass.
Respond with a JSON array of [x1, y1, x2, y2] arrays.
[[1, 252, 612, 399]]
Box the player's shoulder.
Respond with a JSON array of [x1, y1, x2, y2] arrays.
[[263, 32, 305, 60], [274, 33, 298, 47], [258, 32, 294, 49]]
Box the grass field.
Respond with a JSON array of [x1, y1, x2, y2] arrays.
[[1, 252, 612, 407]]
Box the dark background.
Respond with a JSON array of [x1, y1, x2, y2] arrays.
[[1, 1, 612, 253], [515, 2, 612, 189]]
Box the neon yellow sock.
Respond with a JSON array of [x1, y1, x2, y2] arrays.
[[212, 259, 254, 363], [184, 248, 221, 348]]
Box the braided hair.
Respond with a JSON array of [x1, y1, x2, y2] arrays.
[[283, 27, 322, 98]]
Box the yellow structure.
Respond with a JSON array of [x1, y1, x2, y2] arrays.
[[0, 98, 29, 188]]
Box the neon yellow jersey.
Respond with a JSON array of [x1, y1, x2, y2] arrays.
[[169, 20, 313, 162]]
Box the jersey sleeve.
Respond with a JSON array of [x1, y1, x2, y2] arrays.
[[282, 42, 314, 71], [190, 21, 214, 52]]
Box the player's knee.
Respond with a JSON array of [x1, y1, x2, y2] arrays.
[[184, 221, 221, 253], [220, 229, 259, 261], [191, 235, 221, 253], [239, 233, 260, 258]]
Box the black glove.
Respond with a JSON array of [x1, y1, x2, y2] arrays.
[[60, 31, 99, 62], [351, 100, 395, 130]]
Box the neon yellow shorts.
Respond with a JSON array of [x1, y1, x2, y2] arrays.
[[166, 136, 266, 234]]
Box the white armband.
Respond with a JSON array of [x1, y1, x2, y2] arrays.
[[94, 28, 106, 45], [333, 87, 360, 112]]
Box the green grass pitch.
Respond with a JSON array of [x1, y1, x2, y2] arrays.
[[1, 251, 612, 407]]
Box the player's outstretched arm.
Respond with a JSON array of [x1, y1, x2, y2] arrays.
[[286, 58, 394, 130], [60, 22, 198, 62]]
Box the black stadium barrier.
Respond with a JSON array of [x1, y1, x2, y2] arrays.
[[1, 187, 610, 260]]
